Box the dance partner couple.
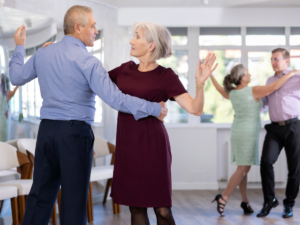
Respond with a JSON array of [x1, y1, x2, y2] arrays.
[[211, 48, 300, 218], [9, 5, 218, 225]]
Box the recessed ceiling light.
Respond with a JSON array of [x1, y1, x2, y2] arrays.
[[202, 0, 209, 5]]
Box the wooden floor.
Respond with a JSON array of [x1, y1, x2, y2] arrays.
[[1, 188, 300, 225]]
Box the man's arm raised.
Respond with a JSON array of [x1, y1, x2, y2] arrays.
[[9, 25, 37, 86]]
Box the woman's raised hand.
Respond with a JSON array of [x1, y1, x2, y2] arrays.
[[195, 53, 218, 85], [288, 70, 300, 77], [42, 42, 54, 48]]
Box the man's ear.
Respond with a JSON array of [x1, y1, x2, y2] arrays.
[[148, 42, 156, 53], [74, 24, 81, 34]]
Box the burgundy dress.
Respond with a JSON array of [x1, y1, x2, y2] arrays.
[[109, 61, 187, 207]]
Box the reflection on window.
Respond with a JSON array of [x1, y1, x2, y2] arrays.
[[248, 52, 274, 121], [200, 36, 241, 46], [201, 50, 241, 123], [158, 50, 189, 123]]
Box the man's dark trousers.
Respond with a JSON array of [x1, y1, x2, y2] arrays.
[[260, 120, 300, 207], [22, 119, 94, 225]]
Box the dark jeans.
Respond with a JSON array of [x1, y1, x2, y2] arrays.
[[22, 119, 94, 225], [260, 120, 300, 207]]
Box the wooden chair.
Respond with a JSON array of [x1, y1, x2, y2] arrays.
[[0, 141, 31, 225], [17, 138, 58, 225], [88, 136, 120, 222]]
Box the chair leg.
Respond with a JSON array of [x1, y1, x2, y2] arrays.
[[0, 200, 3, 215], [112, 198, 119, 215], [57, 189, 61, 225], [117, 203, 121, 213], [51, 202, 57, 225], [18, 195, 26, 224], [89, 183, 94, 221], [10, 197, 19, 225], [103, 179, 112, 205]]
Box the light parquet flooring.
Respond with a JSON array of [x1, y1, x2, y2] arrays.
[[1, 188, 300, 225]]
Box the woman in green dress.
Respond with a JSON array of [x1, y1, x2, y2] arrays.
[[210, 64, 299, 216], [0, 74, 18, 142]]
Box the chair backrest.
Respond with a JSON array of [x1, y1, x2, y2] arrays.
[[93, 136, 115, 158], [5, 139, 19, 149], [17, 139, 36, 155], [0, 142, 29, 171]]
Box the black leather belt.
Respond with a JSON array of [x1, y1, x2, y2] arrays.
[[271, 117, 298, 126]]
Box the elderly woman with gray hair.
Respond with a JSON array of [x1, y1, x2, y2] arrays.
[[210, 64, 299, 217], [108, 22, 217, 225]]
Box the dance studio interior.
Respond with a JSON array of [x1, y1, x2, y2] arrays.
[[1, 0, 300, 224]]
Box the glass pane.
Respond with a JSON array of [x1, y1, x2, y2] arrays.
[[290, 50, 300, 70], [248, 52, 274, 121], [246, 35, 285, 46], [94, 96, 103, 123], [22, 84, 28, 118], [199, 35, 241, 46], [200, 50, 241, 123], [35, 79, 42, 118], [28, 80, 35, 117], [93, 52, 102, 62], [290, 35, 300, 46], [87, 39, 101, 52], [171, 36, 188, 46], [158, 50, 189, 123]]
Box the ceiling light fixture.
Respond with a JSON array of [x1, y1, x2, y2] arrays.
[[202, 0, 208, 5]]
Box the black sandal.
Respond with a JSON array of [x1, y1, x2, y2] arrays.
[[241, 202, 254, 214], [212, 194, 227, 217]]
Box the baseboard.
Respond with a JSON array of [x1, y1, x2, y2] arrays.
[[172, 182, 219, 190], [218, 181, 287, 190]]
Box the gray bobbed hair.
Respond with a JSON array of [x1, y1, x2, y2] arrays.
[[132, 22, 172, 62]]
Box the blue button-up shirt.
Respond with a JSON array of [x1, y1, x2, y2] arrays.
[[9, 35, 161, 125]]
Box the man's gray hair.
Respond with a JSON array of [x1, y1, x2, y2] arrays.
[[132, 22, 172, 62], [64, 5, 93, 35]]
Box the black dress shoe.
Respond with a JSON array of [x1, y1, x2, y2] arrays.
[[282, 205, 293, 218], [257, 198, 279, 217]]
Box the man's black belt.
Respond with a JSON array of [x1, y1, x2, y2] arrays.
[[271, 117, 299, 126]]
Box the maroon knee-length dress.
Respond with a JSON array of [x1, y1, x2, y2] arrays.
[[109, 61, 187, 207]]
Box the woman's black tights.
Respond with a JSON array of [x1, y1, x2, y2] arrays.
[[129, 206, 176, 225]]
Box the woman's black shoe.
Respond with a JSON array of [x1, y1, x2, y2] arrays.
[[212, 194, 227, 217], [241, 202, 254, 214]]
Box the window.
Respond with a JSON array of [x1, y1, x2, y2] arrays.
[[199, 27, 241, 46], [88, 31, 103, 124], [158, 50, 189, 123], [246, 27, 286, 46], [168, 27, 188, 46], [290, 50, 300, 70], [290, 27, 300, 46], [200, 50, 241, 123]]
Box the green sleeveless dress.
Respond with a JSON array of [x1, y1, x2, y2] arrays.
[[229, 87, 262, 165]]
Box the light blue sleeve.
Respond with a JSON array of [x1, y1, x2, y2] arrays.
[[82, 58, 161, 120], [9, 45, 37, 86]]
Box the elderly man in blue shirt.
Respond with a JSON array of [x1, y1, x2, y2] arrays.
[[9, 5, 167, 225]]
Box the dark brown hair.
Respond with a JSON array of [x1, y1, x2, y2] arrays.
[[272, 48, 290, 59], [223, 64, 246, 93]]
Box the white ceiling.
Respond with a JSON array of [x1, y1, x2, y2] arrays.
[[0, 7, 52, 36], [95, 0, 300, 8]]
